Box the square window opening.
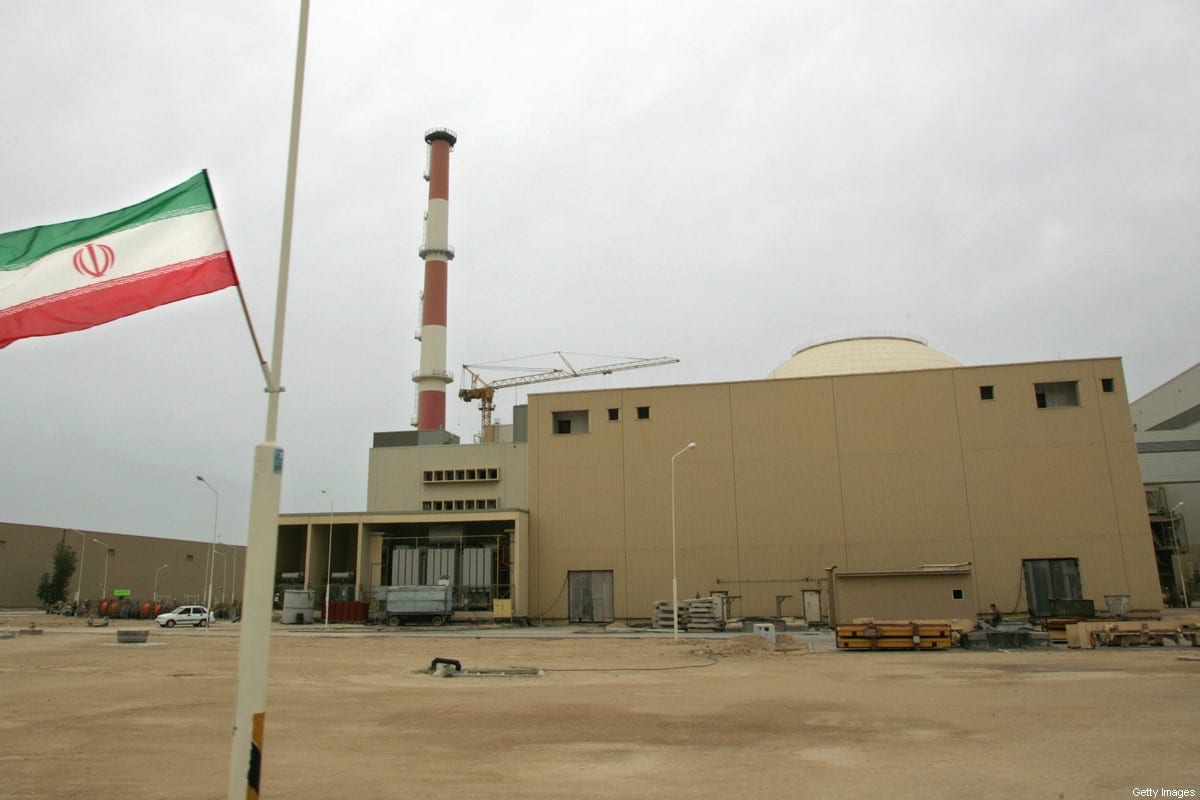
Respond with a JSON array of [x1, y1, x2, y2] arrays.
[[979, 385, 994, 400], [952, 588, 965, 600], [636, 406, 650, 420], [1101, 377, 1115, 393], [608, 408, 619, 421], [552, 409, 590, 435], [1034, 380, 1080, 408]]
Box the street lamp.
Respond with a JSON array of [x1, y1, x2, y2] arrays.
[[321, 489, 333, 627], [153, 564, 168, 603], [196, 475, 219, 615], [227, 540, 239, 608], [670, 442, 697, 642], [1169, 501, 1188, 608], [93, 537, 113, 607], [70, 529, 86, 605]]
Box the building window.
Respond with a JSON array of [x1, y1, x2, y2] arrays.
[[1034, 381, 1079, 409], [422, 501, 432, 511], [1101, 377, 1115, 393], [952, 588, 965, 600], [552, 410, 589, 434], [423, 468, 501, 484], [636, 406, 650, 420], [608, 408, 619, 421], [979, 385, 994, 401], [186, 554, 195, 563]]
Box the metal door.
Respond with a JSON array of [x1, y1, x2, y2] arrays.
[[1023, 558, 1081, 617], [802, 590, 822, 624], [567, 570, 614, 623]]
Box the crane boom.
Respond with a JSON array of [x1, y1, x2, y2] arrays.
[[458, 352, 680, 437]]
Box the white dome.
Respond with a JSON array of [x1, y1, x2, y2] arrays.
[[769, 334, 961, 379]]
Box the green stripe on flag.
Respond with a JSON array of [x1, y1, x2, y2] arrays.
[[0, 172, 216, 271]]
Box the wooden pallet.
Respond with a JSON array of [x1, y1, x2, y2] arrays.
[[836, 620, 953, 650]]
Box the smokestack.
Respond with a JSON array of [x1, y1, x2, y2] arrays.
[[414, 127, 456, 431]]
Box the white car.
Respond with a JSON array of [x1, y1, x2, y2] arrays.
[[155, 605, 214, 628]]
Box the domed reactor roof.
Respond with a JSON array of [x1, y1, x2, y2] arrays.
[[769, 334, 961, 379]]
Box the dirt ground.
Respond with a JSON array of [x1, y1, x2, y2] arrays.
[[1, 613, 1197, 800]]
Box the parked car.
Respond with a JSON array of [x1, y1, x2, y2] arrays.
[[155, 605, 214, 628]]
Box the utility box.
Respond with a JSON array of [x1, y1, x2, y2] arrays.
[[752, 623, 777, 645], [282, 590, 315, 625]]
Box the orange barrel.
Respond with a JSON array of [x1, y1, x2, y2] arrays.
[[140, 602, 152, 619]]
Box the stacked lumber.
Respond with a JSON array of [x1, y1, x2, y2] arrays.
[[651, 600, 686, 630], [683, 597, 726, 632], [836, 620, 953, 650]]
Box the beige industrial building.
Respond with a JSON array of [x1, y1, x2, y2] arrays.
[[2, 337, 1165, 623], [0, 522, 243, 610], [272, 337, 1162, 625], [525, 343, 1159, 622]]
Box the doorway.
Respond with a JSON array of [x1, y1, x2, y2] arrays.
[[567, 570, 614, 623], [802, 589, 822, 625], [1022, 558, 1082, 617]]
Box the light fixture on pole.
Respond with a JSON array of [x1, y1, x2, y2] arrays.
[[197, 475, 219, 617], [321, 489, 333, 627], [71, 529, 87, 605], [153, 564, 169, 603], [93, 537, 113, 605], [670, 442, 697, 642], [1169, 501, 1188, 608]]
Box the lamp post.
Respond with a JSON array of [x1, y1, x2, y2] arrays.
[[228, 541, 238, 608], [321, 489, 333, 627], [93, 537, 113, 607], [71, 529, 87, 605], [153, 564, 169, 603], [197, 475, 219, 615], [670, 442, 697, 642], [1169, 501, 1188, 608], [213, 550, 228, 605]]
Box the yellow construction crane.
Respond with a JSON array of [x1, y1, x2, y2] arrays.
[[459, 352, 679, 438]]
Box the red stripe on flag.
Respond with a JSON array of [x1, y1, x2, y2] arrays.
[[0, 252, 237, 348]]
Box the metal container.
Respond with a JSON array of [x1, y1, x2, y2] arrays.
[[281, 589, 315, 625], [380, 585, 453, 627]]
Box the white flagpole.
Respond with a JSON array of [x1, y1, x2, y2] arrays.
[[227, 1, 310, 797]]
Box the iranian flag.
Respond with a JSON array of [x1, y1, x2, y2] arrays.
[[0, 171, 238, 349]]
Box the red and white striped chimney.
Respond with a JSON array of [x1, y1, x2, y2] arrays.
[[413, 127, 456, 431]]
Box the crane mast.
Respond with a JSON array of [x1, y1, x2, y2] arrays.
[[459, 352, 679, 439]]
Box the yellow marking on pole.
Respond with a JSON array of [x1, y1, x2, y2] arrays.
[[247, 712, 264, 799]]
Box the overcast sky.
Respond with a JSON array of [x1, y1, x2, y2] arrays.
[[2, 2, 1197, 545]]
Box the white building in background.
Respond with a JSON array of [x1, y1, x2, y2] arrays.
[[1132, 360, 1200, 607]]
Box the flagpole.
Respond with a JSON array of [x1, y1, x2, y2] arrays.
[[227, 1, 309, 798], [201, 170, 274, 393]]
